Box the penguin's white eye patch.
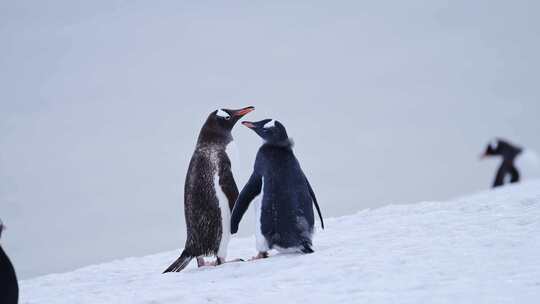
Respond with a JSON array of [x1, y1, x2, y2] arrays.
[[489, 139, 498, 150], [263, 120, 276, 129], [216, 109, 231, 119]]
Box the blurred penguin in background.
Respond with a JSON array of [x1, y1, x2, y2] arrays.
[[481, 138, 523, 188], [0, 220, 19, 304]]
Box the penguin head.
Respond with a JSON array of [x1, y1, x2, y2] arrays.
[[481, 138, 522, 160], [242, 119, 291, 145], [199, 106, 255, 144]]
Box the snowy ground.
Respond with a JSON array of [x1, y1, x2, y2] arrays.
[[21, 181, 540, 303]]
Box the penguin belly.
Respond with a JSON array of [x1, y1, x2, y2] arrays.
[[253, 177, 269, 252], [214, 171, 230, 259]]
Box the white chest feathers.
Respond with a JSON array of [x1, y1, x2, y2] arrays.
[[214, 170, 230, 259], [253, 176, 268, 252]]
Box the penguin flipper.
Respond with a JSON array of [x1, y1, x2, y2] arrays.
[[163, 249, 193, 273], [231, 172, 262, 234], [218, 156, 240, 210], [305, 177, 324, 229]]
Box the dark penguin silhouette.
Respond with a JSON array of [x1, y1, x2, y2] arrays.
[[231, 119, 324, 259], [0, 220, 19, 304], [163, 106, 254, 273], [481, 138, 523, 188]]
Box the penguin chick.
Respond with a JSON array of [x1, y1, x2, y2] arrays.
[[231, 119, 324, 259]]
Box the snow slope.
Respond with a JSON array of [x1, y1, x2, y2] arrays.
[[21, 181, 540, 303]]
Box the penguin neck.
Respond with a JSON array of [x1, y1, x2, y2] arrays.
[[263, 137, 294, 149], [196, 130, 232, 150]]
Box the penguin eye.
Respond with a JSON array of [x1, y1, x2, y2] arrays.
[[216, 109, 231, 120]]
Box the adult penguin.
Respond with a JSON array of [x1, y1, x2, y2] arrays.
[[481, 138, 523, 188], [163, 106, 254, 273], [0, 220, 18, 304], [231, 119, 324, 259]]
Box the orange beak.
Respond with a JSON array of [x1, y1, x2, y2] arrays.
[[233, 106, 255, 117]]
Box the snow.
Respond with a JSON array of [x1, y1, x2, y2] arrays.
[[21, 181, 540, 303]]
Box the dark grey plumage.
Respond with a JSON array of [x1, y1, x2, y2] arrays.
[[163, 106, 254, 273], [231, 119, 324, 256]]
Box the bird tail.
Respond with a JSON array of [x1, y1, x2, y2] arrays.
[[163, 249, 193, 273]]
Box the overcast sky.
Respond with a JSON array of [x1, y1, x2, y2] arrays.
[[1, 0, 539, 279]]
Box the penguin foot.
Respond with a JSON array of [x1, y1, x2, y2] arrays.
[[200, 259, 221, 267], [216, 257, 225, 265], [213, 258, 245, 266], [249, 252, 269, 261], [196, 257, 245, 267], [196, 257, 213, 267]]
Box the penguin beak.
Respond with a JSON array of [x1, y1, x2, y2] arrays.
[[242, 121, 256, 129], [479, 153, 488, 160], [227, 106, 255, 117]]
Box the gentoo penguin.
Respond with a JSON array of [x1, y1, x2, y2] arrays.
[[163, 106, 255, 273], [230, 119, 324, 259], [0, 220, 19, 304], [481, 138, 523, 188]]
